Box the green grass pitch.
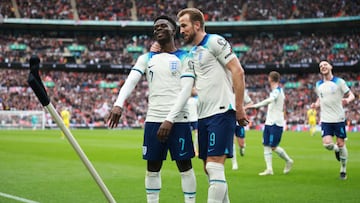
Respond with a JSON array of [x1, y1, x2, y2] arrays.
[[0, 129, 359, 203]]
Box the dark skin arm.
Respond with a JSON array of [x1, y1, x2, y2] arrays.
[[106, 106, 123, 128], [157, 120, 173, 142]]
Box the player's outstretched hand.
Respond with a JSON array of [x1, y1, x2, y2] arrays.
[[107, 106, 123, 128], [157, 120, 173, 142]]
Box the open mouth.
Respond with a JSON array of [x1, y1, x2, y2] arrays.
[[154, 29, 165, 37], [156, 33, 164, 38]]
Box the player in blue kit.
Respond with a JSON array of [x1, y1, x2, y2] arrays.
[[107, 15, 196, 203], [311, 60, 355, 180]]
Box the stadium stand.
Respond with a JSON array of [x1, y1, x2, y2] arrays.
[[3, 0, 360, 21], [1, 69, 358, 130], [0, 0, 359, 130], [1, 31, 359, 67]]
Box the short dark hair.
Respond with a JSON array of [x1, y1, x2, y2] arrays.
[[154, 15, 177, 30]]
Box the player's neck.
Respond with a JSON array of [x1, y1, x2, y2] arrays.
[[193, 31, 206, 46], [161, 43, 177, 53], [323, 73, 333, 81], [270, 82, 279, 89]]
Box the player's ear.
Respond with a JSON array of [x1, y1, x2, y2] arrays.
[[193, 21, 201, 31]]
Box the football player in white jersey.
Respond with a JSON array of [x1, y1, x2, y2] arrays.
[[107, 15, 196, 203], [247, 71, 294, 176], [311, 61, 355, 180], [175, 8, 248, 203]]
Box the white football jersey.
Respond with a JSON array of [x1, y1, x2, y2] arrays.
[[315, 77, 350, 122], [132, 50, 194, 122], [187, 96, 198, 122], [244, 89, 252, 105], [188, 34, 238, 119], [265, 87, 285, 127]]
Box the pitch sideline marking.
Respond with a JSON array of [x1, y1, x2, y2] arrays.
[[0, 192, 40, 203]]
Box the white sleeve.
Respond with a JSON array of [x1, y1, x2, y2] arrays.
[[339, 78, 350, 94], [113, 70, 142, 108], [165, 77, 195, 122], [252, 97, 274, 108], [210, 34, 237, 66], [252, 89, 278, 108], [244, 90, 252, 104]]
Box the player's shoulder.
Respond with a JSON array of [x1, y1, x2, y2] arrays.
[[274, 86, 283, 93], [315, 79, 324, 87], [202, 34, 231, 54], [206, 34, 228, 45], [137, 52, 168, 64], [331, 76, 346, 84], [208, 33, 226, 40], [172, 49, 189, 60], [136, 52, 153, 62]]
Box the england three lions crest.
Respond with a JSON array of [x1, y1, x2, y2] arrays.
[[169, 60, 180, 76]]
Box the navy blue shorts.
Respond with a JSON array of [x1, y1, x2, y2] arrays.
[[198, 110, 236, 160], [234, 125, 245, 138], [263, 124, 283, 147], [190, 121, 198, 131], [143, 122, 195, 161], [321, 122, 347, 139]]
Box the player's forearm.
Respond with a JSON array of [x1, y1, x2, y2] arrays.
[[244, 101, 254, 109], [166, 77, 194, 122], [114, 70, 141, 107], [229, 59, 245, 110], [234, 78, 245, 111], [346, 91, 355, 103], [311, 98, 320, 109], [252, 97, 273, 108]]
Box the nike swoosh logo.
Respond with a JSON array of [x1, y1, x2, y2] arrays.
[[208, 149, 215, 153], [148, 65, 154, 69], [179, 152, 188, 156]]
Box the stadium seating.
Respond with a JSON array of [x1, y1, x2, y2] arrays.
[[0, 31, 359, 67], [3, 0, 359, 20], [0, 0, 359, 129], [0, 69, 358, 129]]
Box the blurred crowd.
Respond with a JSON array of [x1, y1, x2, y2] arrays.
[[1, 69, 359, 130], [1, 0, 359, 21], [1, 30, 359, 67], [0, 0, 359, 131], [1, 1, 359, 67]]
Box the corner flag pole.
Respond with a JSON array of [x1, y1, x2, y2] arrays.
[[27, 55, 116, 203]]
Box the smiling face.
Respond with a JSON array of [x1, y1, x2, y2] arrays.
[[319, 61, 333, 76], [178, 14, 197, 45], [153, 19, 175, 45]]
